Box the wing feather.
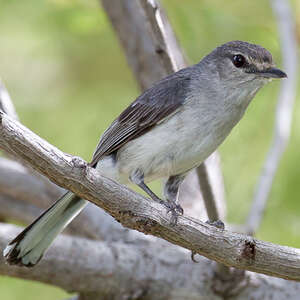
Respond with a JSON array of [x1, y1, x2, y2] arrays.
[[90, 67, 192, 166]]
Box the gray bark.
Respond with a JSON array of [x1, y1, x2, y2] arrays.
[[2, 223, 300, 300], [1, 111, 300, 282]]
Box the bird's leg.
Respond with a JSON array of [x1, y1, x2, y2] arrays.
[[163, 173, 186, 224], [130, 169, 165, 205], [130, 170, 184, 224]]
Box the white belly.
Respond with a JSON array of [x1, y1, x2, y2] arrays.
[[112, 99, 245, 182]]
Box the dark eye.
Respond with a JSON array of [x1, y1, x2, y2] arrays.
[[232, 54, 246, 68]]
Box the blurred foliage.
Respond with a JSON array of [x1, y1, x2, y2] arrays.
[[0, 0, 299, 298]]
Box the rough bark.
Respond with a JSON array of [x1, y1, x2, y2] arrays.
[[2, 223, 300, 300], [1, 112, 300, 282]]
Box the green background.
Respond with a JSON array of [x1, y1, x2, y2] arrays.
[[0, 0, 299, 298]]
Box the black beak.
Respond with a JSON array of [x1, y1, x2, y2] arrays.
[[257, 67, 287, 79]]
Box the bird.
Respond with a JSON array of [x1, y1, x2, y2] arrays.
[[3, 40, 287, 267]]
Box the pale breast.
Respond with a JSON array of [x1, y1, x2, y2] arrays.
[[115, 83, 256, 182]]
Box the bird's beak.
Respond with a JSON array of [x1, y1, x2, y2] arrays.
[[257, 67, 287, 79]]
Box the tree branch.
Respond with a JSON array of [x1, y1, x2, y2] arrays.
[[2, 223, 300, 299], [245, 0, 298, 234], [0, 157, 63, 207], [0, 194, 42, 224], [0, 155, 148, 243], [1, 112, 300, 281], [0, 79, 18, 121], [197, 163, 220, 221]]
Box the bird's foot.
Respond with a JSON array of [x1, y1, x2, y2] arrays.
[[163, 201, 184, 225], [205, 219, 225, 230], [150, 196, 183, 225]]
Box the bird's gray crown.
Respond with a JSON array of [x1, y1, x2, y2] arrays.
[[203, 40, 286, 79], [214, 40, 273, 66]]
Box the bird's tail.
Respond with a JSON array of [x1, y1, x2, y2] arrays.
[[3, 192, 87, 267]]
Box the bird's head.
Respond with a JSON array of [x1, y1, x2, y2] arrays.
[[209, 40, 287, 87]]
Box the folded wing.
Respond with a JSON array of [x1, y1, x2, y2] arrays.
[[90, 68, 192, 166]]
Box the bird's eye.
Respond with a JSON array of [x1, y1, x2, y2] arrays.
[[232, 54, 246, 68]]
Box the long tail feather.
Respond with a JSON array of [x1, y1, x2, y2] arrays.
[[3, 192, 87, 267]]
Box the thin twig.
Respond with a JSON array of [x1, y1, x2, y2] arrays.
[[197, 163, 220, 221], [245, 0, 298, 235], [0, 80, 18, 121]]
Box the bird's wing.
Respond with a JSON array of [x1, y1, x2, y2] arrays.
[[90, 68, 192, 166]]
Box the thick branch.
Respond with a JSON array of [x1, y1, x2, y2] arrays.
[[0, 155, 142, 242], [2, 223, 300, 299], [0, 194, 42, 224], [1, 113, 300, 281], [0, 157, 62, 207], [246, 0, 298, 234]]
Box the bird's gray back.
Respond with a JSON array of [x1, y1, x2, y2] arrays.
[[90, 67, 194, 166]]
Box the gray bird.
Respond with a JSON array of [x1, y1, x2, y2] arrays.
[[4, 41, 287, 267]]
